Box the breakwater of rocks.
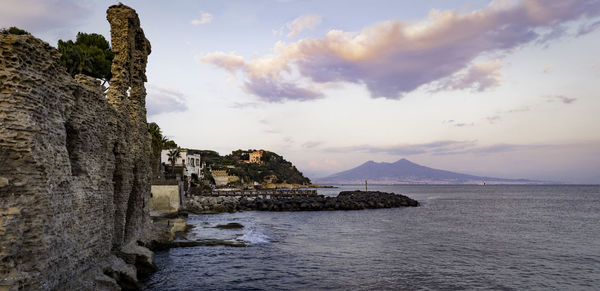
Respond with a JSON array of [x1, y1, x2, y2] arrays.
[[186, 191, 419, 213]]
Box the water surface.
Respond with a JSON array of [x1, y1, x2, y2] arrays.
[[143, 185, 600, 290]]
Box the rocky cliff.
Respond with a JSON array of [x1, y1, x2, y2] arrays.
[[0, 4, 154, 290]]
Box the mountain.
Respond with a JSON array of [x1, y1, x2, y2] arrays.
[[315, 159, 540, 184]]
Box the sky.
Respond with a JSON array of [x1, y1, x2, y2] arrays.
[[2, 0, 600, 183]]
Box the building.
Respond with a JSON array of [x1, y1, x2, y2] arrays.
[[210, 169, 240, 187], [248, 149, 265, 163], [161, 149, 203, 178]]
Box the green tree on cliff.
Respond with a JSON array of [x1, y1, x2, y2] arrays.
[[57, 32, 113, 83], [0, 27, 30, 35]]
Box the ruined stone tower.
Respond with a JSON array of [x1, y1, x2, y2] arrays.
[[0, 4, 155, 290]]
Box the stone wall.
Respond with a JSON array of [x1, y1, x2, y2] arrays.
[[0, 4, 153, 290], [150, 185, 181, 212]]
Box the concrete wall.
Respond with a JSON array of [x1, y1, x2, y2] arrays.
[[150, 185, 181, 212]]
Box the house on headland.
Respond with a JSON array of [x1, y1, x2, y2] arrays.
[[248, 149, 265, 164], [161, 149, 203, 178]]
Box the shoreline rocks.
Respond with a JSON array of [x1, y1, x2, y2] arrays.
[[185, 191, 419, 213]]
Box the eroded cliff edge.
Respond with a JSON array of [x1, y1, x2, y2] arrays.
[[0, 4, 155, 290]]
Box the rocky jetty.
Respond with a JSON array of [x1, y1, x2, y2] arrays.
[[0, 4, 156, 290], [186, 191, 418, 213]]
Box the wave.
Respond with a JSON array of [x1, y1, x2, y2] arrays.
[[237, 230, 270, 244]]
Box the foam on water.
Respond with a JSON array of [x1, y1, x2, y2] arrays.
[[237, 229, 270, 244]]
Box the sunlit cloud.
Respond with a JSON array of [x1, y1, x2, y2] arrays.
[[191, 11, 213, 25], [286, 15, 322, 38], [200, 0, 600, 102], [436, 60, 503, 92], [146, 84, 188, 115], [241, 77, 324, 102]]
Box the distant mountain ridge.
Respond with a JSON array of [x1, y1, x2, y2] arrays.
[[315, 159, 540, 184]]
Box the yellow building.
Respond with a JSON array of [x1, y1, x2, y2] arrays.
[[249, 149, 265, 164]]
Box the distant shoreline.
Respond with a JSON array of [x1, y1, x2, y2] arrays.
[[314, 183, 598, 186]]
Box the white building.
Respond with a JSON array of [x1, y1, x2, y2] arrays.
[[161, 149, 203, 178]]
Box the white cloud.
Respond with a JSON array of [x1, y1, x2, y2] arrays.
[[286, 15, 322, 38], [191, 12, 214, 25], [146, 84, 188, 115]]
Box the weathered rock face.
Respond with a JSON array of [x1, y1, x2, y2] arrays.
[[0, 4, 153, 290]]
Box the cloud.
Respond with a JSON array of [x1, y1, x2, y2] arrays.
[[0, 0, 92, 34], [436, 60, 503, 92], [486, 115, 502, 124], [543, 94, 577, 104], [200, 0, 600, 102], [242, 77, 324, 102], [146, 84, 188, 115], [191, 12, 214, 25], [286, 15, 322, 38], [326, 140, 553, 156], [443, 120, 475, 127], [327, 140, 478, 156], [199, 52, 245, 73], [577, 19, 600, 35]]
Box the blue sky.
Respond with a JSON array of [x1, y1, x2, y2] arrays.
[[3, 0, 600, 183]]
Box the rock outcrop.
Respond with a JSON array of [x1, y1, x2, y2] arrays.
[[0, 4, 154, 290], [186, 191, 419, 213]]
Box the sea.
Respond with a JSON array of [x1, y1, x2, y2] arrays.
[[141, 185, 600, 290]]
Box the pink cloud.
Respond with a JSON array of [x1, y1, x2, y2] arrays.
[[200, 0, 600, 102], [436, 60, 503, 92], [286, 15, 322, 38]]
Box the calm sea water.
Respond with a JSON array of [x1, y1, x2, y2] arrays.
[[142, 185, 600, 290]]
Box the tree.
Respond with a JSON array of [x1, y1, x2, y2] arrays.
[[167, 148, 182, 173], [57, 32, 113, 83], [0, 27, 30, 35], [147, 122, 178, 178]]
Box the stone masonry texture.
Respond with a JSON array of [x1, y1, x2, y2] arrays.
[[0, 4, 153, 290]]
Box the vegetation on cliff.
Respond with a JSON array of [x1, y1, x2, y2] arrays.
[[57, 32, 114, 82], [200, 149, 311, 185], [0, 26, 30, 35]]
